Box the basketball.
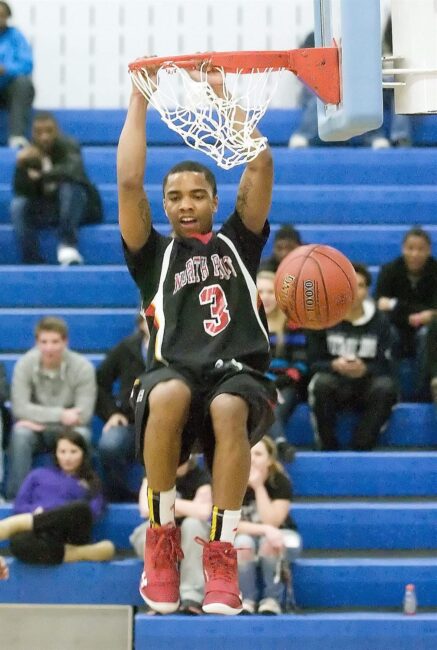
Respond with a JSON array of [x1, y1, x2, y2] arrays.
[[274, 244, 358, 330]]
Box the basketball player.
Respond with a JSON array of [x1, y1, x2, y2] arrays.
[[117, 72, 275, 615]]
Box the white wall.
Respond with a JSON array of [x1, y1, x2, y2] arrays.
[[10, 0, 391, 109]]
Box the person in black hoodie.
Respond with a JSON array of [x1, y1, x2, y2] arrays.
[[308, 263, 397, 451], [10, 111, 102, 265], [96, 316, 149, 501], [375, 227, 437, 397]]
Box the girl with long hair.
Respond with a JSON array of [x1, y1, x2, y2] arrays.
[[0, 429, 114, 564]]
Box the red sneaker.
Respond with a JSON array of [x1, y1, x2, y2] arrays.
[[200, 539, 243, 615], [140, 524, 184, 614]]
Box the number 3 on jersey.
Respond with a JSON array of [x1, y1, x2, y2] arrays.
[[199, 284, 231, 336]]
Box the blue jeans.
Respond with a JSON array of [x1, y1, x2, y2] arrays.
[[0, 75, 34, 138], [269, 384, 300, 443], [11, 181, 88, 263], [98, 424, 136, 502], [6, 424, 91, 499]]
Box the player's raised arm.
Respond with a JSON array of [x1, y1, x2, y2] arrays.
[[204, 71, 273, 236], [235, 135, 273, 235], [117, 83, 152, 252]]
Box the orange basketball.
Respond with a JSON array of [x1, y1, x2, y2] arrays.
[[274, 244, 358, 330]]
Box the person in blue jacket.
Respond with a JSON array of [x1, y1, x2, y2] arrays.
[[0, 429, 115, 564], [0, 1, 34, 148]]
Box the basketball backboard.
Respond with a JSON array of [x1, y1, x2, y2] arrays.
[[314, 0, 383, 141]]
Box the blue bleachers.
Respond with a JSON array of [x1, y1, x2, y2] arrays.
[[0, 224, 436, 265], [133, 614, 437, 650], [2, 107, 437, 147], [1, 108, 436, 646]]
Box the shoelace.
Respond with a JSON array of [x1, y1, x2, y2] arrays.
[[152, 528, 184, 568], [195, 537, 242, 583]]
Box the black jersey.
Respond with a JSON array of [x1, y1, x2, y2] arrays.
[[124, 211, 271, 378]]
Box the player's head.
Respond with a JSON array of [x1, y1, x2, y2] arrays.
[[272, 225, 302, 263], [0, 2, 11, 30], [402, 227, 431, 274], [32, 112, 60, 152], [352, 262, 371, 308], [162, 161, 218, 237]]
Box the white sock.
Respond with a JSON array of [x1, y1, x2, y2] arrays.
[[210, 507, 241, 543], [148, 486, 176, 527]]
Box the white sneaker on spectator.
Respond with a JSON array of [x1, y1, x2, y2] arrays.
[[371, 137, 391, 150], [8, 136, 29, 149], [57, 245, 84, 266], [258, 597, 282, 615], [288, 133, 309, 149]]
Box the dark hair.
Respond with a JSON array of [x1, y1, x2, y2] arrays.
[[33, 111, 58, 126], [162, 161, 217, 197], [54, 429, 101, 496], [0, 2, 12, 18], [402, 227, 431, 247], [274, 225, 302, 245], [352, 262, 372, 287]]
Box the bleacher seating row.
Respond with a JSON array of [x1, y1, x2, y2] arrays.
[[1, 108, 436, 649], [2, 107, 437, 147]]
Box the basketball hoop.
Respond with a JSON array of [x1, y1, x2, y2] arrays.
[[128, 49, 339, 169]]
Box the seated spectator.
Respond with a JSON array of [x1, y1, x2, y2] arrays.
[[6, 316, 96, 499], [375, 227, 437, 398], [0, 555, 8, 579], [236, 436, 302, 615], [259, 225, 302, 273], [257, 270, 308, 462], [11, 111, 103, 265], [289, 20, 411, 149], [426, 316, 437, 409], [130, 456, 212, 615], [0, 429, 114, 564], [96, 316, 149, 502], [0, 2, 34, 148], [0, 360, 9, 498], [308, 263, 397, 451]]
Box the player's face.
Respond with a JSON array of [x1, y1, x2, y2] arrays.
[[163, 171, 218, 237], [56, 438, 84, 475], [402, 235, 431, 274], [257, 276, 277, 315], [36, 330, 67, 368], [32, 119, 59, 152]]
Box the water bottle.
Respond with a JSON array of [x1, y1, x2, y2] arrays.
[[403, 583, 417, 615]]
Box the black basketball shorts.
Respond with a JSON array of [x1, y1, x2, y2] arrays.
[[131, 362, 276, 470]]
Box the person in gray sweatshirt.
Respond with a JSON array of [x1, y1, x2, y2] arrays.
[[6, 316, 96, 499]]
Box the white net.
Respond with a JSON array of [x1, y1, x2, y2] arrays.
[[130, 64, 280, 169]]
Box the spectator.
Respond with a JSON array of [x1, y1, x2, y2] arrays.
[[96, 316, 149, 502], [426, 316, 437, 409], [0, 360, 9, 498], [289, 20, 411, 149], [308, 263, 397, 451], [0, 1, 34, 148], [236, 436, 302, 615], [6, 316, 96, 499], [259, 225, 302, 273], [11, 111, 103, 265], [375, 227, 437, 398], [0, 429, 114, 564], [257, 270, 309, 462], [130, 456, 212, 615], [0, 555, 8, 579]]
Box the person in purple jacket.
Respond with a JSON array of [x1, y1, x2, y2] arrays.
[[0, 429, 115, 564]]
